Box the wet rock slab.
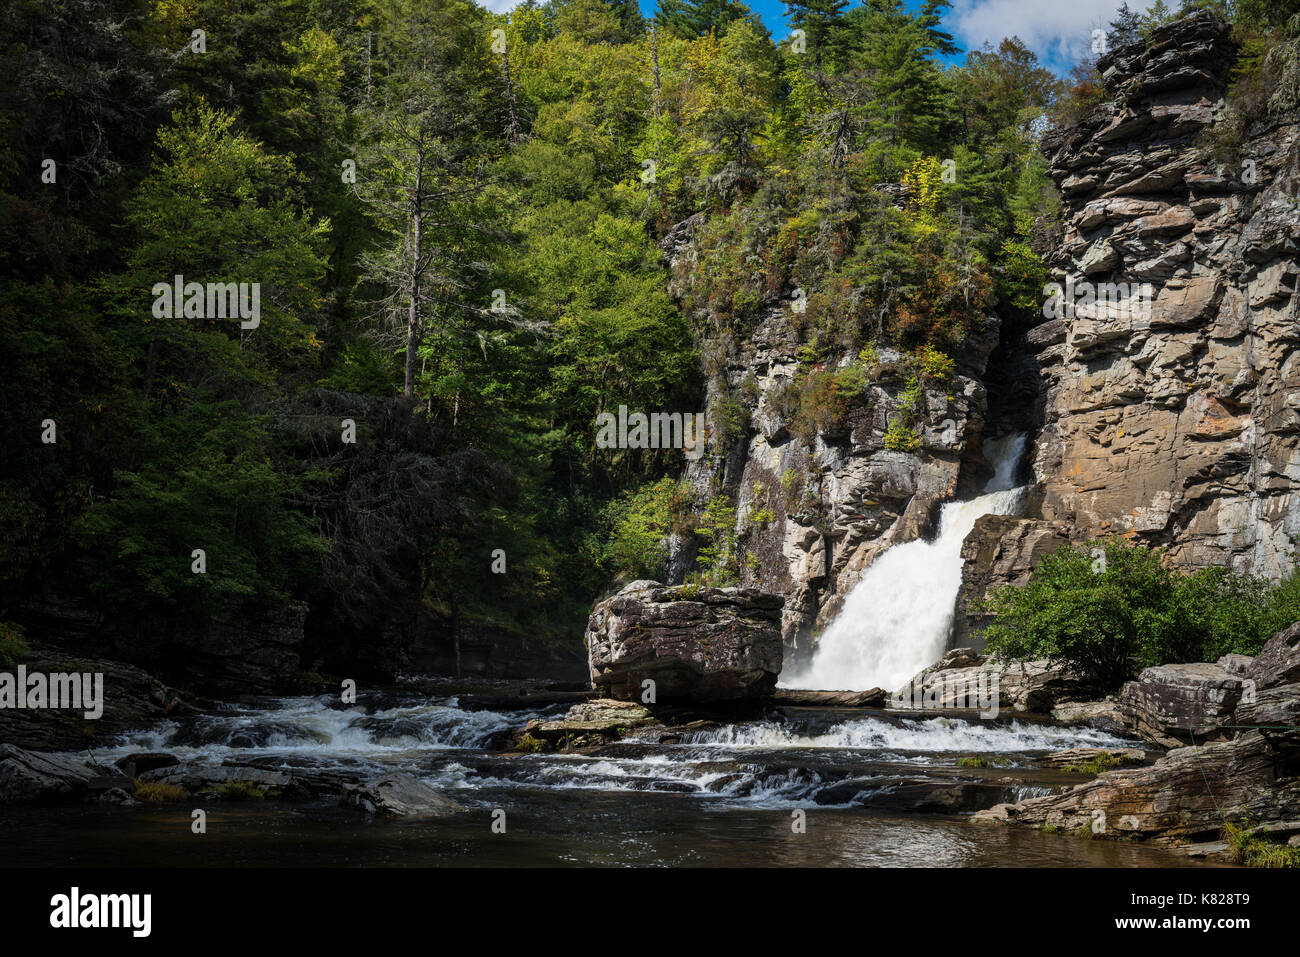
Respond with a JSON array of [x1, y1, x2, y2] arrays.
[[339, 772, 463, 819]]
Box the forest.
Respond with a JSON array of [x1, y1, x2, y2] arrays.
[[2, 0, 1296, 678]]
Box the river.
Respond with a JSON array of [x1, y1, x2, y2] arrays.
[[1, 690, 1203, 867]]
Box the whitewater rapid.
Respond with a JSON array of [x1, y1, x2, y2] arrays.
[[781, 433, 1029, 693]]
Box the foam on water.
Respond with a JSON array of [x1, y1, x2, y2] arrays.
[[679, 715, 1132, 753]]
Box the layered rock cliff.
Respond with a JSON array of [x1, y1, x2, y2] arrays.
[[668, 11, 1300, 666], [662, 219, 1006, 668], [1033, 11, 1300, 577], [957, 11, 1300, 645]]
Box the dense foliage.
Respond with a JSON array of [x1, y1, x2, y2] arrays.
[[8, 0, 1283, 671], [981, 539, 1300, 689]]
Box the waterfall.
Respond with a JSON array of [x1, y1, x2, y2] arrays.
[[781, 433, 1029, 693]]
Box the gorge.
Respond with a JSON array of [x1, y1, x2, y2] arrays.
[[4, 3, 1300, 872]]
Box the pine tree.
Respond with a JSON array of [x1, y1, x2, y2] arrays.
[[1108, 2, 1142, 49], [655, 0, 753, 38], [785, 0, 849, 71]]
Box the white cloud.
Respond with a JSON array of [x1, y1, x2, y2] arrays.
[[479, 0, 525, 12], [948, 0, 1157, 67]]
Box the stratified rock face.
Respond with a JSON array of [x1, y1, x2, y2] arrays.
[[978, 620, 1300, 842], [1035, 10, 1300, 579], [976, 730, 1300, 842], [586, 581, 783, 702], [1118, 662, 1246, 748], [664, 224, 1005, 668]]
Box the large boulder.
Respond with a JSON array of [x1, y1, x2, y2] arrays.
[[586, 581, 783, 703], [0, 745, 105, 804], [892, 648, 1092, 714], [1118, 662, 1245, 748], [0, 652, 173, 751], [1246, 621, 1300, 689]]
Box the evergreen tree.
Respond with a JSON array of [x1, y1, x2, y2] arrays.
[[785, 0, 849, 71], [1108, 2, 1143, 49]]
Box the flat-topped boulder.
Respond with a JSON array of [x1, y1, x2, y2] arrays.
[[339, 772, 463, 819], [586, 581, 783, 703], [891, 648, 1092, 714], [1118, 662, 1244, 748]]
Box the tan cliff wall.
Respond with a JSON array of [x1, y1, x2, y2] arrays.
[[1036, 12, 1300, 578], [958, 11, 1300, 649]]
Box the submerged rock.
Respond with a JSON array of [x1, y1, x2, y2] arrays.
[[339, 772, 463, 819], [586, 581, 783, 703]]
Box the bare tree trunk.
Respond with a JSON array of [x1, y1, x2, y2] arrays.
[[404, 168, 423, 399], [502, 45, 521, 145], [650, 26, 662, 117], [450, 590, 461, 678]]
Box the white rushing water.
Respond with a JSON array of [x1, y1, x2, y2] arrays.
[[781, 433, 1029, 693]]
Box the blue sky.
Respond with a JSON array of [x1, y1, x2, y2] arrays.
[[703, 0, 1160, 74], [483, 0, 1160, 75]]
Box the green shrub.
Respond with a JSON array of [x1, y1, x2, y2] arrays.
[[884, 418, 921, 452], [982, 538, 1297, 690], [133, 780, 189, 803], [916, 344, 954, 385]]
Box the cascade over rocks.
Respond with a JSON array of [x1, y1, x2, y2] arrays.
[[662, 233, 1005, 668], [586, 581, 783, 702]]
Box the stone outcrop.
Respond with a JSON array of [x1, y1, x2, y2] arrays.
[[586, 581, 783, 702], [0, 652, 175, 751], [978, 620, 1300, 843], [976, 730, 1300, 841], [0, 745, 106, 804], [514, 699, 656, 751], [892, 648, 1094, 714], [339, 772, 463, 819], [1032, 10, 1300, 580], [1118, 661, 1246, 747]]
